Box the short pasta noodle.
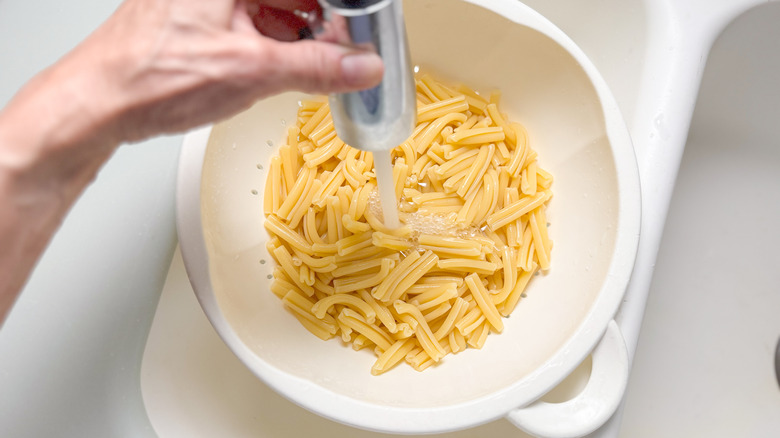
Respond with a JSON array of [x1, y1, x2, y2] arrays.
[[263, 73, 553, 375]]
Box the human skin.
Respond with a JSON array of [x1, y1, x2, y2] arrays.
[[0, 0, 384, 323]]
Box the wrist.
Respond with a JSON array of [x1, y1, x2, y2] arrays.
[[0, 35, 128, 321], [0, 52, 123, 193]]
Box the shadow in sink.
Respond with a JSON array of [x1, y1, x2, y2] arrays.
[[620, 3, 780, 437]]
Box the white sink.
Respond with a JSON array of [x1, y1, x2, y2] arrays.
[[1, 0, 778, 437], [620, 4, 780, 436]]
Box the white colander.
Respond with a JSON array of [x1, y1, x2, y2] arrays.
[[176, 1, 641, 436]]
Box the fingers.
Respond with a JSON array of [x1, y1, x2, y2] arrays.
[[261, 39, 384, 94], [232, 0, 259, 33], [170, 0, 236, 28]]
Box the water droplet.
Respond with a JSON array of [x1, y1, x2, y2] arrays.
[[267, 274, 273, 279], [653, 113, 670, 140], [251, 189, 258, 195], [281, 119, 287, 126], [257, 164, 264, 170], [266, 140, 274, 147], [259, 259, 266, 265], [413, 65, 420, 73]]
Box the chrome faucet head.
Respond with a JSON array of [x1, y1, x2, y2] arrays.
[[312, 0, 417, 152]]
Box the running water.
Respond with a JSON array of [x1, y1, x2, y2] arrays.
[[372, 150, 400, 229]]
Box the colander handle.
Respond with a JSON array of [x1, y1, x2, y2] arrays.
[[506, 320, 628, 438]]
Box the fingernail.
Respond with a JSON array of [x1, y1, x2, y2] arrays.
[[340, 52, 384, 87]]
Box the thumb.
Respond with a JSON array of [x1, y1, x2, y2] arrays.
[[262, 40, 384, 94]]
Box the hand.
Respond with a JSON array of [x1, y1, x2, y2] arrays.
[[0, 0, 384, 323], [89, 0, 384, 142]]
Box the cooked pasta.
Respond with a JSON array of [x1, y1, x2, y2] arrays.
[[263, 73, 553, 375]]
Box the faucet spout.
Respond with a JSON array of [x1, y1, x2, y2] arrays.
[[316, 0, 416, 152]]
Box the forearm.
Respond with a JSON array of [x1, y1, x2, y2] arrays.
[[0, 52, 121, 322], [0, 0, 382, 324]]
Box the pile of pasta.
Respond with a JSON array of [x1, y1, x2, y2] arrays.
[[263, 74, 553, 375]]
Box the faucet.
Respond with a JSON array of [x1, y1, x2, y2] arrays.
[[314, 0, 417, 152]]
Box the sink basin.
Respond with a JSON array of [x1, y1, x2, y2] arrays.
[[619, 3, 780, 436]]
